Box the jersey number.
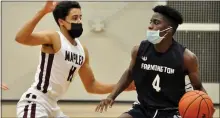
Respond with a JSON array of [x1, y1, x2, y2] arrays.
[[67, 66, 77, 82], [152, 74, 161, 92]]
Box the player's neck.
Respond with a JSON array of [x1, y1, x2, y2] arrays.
[[60, 28, 77, 46], [154, 38, 173, 53]]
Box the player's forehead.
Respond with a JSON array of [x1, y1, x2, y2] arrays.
[[150, 13, 165, 22], [66, 8, 82, 18]]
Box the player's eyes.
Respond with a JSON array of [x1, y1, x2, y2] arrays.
[[150, 20, 159, 25], [154, 20, 160, 25], [72, 15, 82, 21]]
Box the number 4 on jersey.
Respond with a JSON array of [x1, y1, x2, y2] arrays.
[[67, 66, 77, 82], [152, 74, 161, 92]]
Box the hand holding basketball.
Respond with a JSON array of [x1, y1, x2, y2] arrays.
[[42, 0, 58, 14]]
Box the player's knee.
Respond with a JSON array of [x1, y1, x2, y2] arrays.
[[16, 103, 49, 118], [17, 110, 48, 118], [16, 105, 26, 117], [118, 113, 133, 118]]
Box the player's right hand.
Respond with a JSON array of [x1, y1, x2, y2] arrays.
[[95, 97, 114, 113], [41, 0, 58, 14], [1, 83, 9, 90]]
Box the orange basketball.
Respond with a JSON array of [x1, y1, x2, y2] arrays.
[[178, 90, 215, 118]]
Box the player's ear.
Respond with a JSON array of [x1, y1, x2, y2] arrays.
[[167, 27, 173, 33], [166, 27, 173, 35], [58, 18, 65, 26]]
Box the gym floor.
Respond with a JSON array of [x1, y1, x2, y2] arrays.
[[1, 101, 219, 118]]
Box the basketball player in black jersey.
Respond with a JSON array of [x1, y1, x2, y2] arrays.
[[96, 5, 207, 118]]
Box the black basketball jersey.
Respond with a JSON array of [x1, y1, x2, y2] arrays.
[[132, 39, 187, 109]]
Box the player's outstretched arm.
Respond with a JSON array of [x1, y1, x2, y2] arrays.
[[78, 46, 114, 94], [184, 49, 207, 94], [15, 1, 58, 46], [95, 45, 139, 113], [79, 46, 117, 94], [78, 46, 135, 94]]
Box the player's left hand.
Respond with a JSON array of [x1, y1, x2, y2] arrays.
[[125, 81, 136, 91], [1, 83, 9, 90], [41, 0, 59, 14], [95, 96, 115, 113]]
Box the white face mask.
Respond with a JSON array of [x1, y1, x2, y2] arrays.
[[146, 27, 172, 44]]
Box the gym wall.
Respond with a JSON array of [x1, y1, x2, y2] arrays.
[[2, 1, 219, 104]]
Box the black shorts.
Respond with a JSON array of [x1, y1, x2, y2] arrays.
[[125, 102, 181, 118]]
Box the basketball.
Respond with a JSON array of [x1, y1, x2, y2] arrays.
[[178, 90, 215, 118]]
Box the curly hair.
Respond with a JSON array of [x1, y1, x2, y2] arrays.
[[153, 5, 183, 33]]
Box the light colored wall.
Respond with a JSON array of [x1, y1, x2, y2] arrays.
[[0, 2, 2, 116], [2, 1, 158, 101], [2, 1, 219, 104]]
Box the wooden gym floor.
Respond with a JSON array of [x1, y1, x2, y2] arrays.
[[1, 101, 219, 118]]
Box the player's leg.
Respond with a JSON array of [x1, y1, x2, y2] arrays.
[[156, 109, 181, 118], [118, 101, 146, 118], [53, 107, 69, 118], [17, 101, 49, 118], [17, 93, 49, 118], [170, 110, 182, 118]]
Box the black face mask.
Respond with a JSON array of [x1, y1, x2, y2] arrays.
[[67, 23, 83, 39]]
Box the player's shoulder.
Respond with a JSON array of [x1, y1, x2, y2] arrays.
[[133, 40, 149, 52], [81, 44, 88, 52], [184, 49, 197, 59], [132, 45, 140, 52], [183, 48, 198, 64], [81, 44, 89, 58], [131, 45, 140, 59]]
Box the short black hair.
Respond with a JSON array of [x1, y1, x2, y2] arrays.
[[153, 5, 183, 33], [53, 1, 81, 26]]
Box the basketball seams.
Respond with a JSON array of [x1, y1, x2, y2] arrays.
[[180, 91, 204, 103], [197, 97, 203, 118], [200, 97, 211, 117], [182, 95, 202, 118], [203, 98, 213, 103], [180, 93, 205, 103], [179, 91, 214, 118], [204, 98, 213, 113], [197, 92, 211, 118]]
